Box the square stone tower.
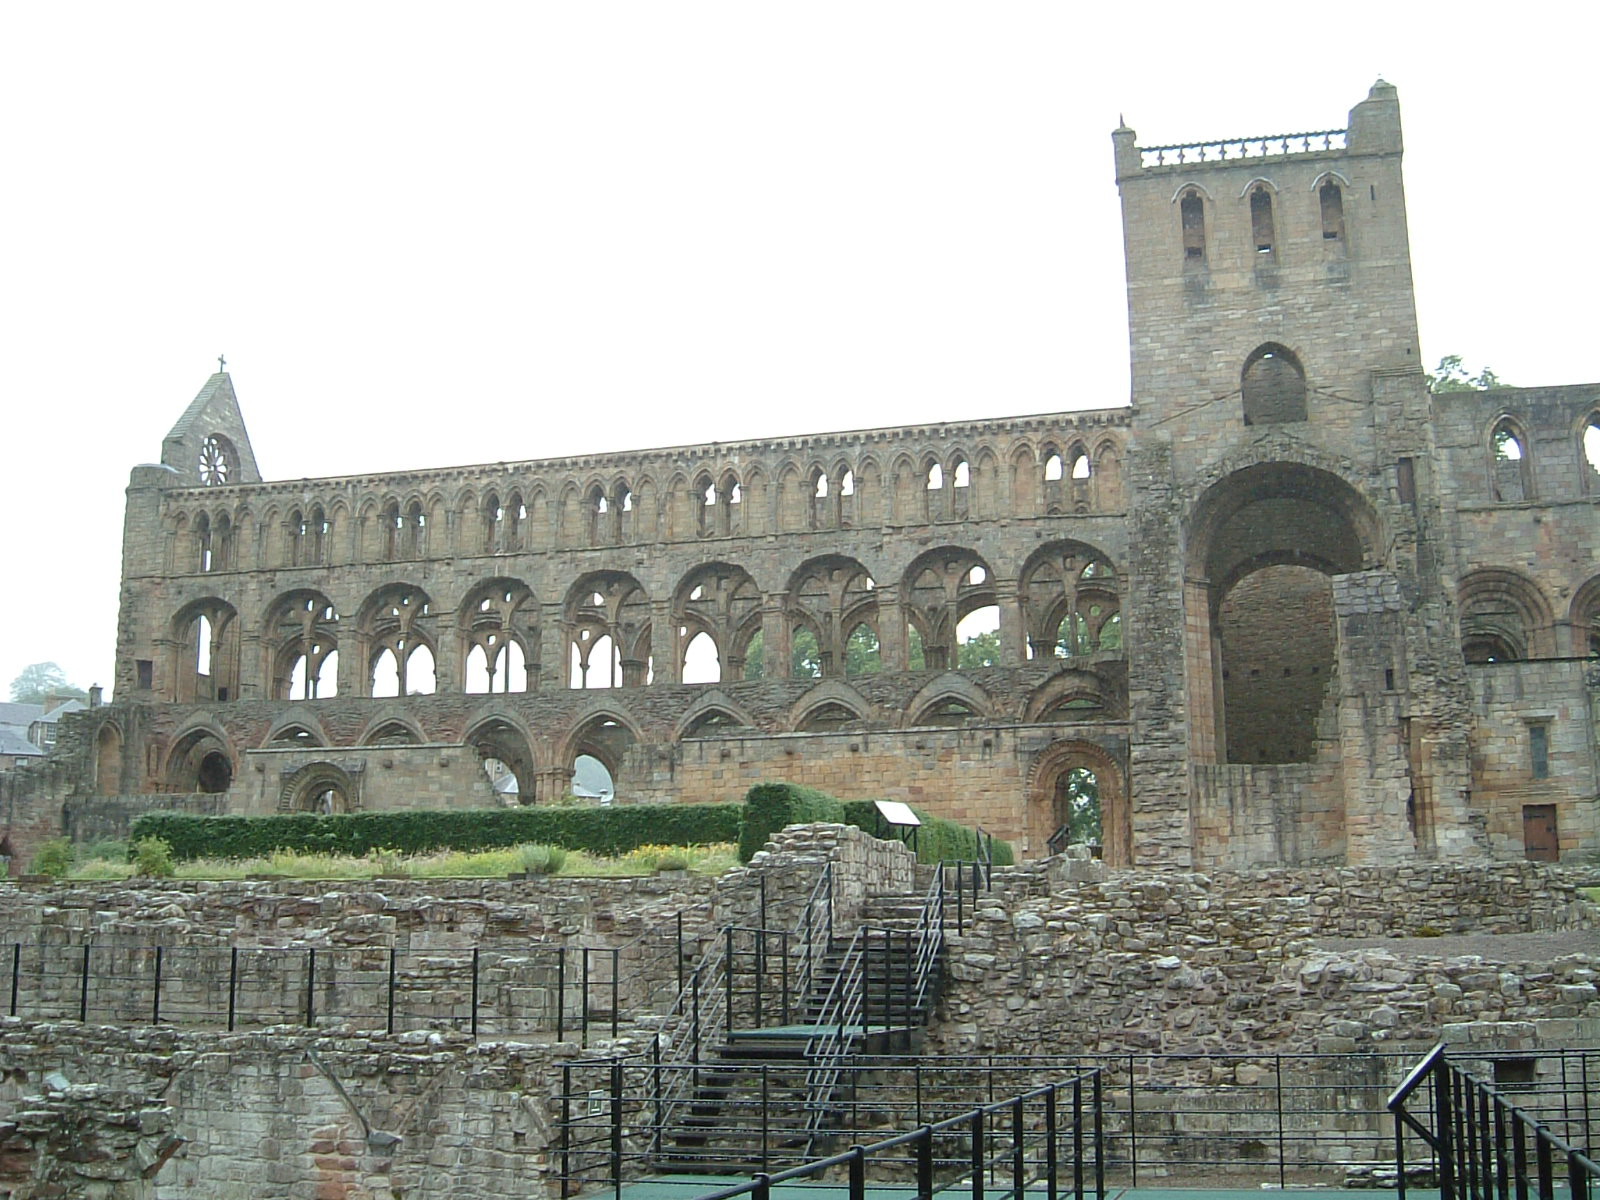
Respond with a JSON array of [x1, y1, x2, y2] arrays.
[[1112, 82, 1479, 867]]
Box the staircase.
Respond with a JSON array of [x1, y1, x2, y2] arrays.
[[655, 869, 949, 1173]]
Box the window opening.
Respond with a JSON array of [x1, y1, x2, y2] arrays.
[[1241, 345, 1307, 425], [197, 435, 232, 486], [926, 464, 943, 490], [952, 460, 970, 488], [956, 605, 1001, 668], [814, 472, 828, 498], [790, 627, 822, 679], [682, 630, 721, 684], [1044, 454, 1064, 482], [196, 615, 213, 677], [1069, 449, 1091, 480], [1585, 415, 1600, 477], [1250, 186, 1276, 258], [840, 471, 854, 496], [1320, 180, 1346, 243], [1530, 723, 1550, 779], [845, 623, 881, 675], [1180, 190, 1206, 263], [1493, 426, 1524, 461]]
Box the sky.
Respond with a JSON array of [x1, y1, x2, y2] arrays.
[[1, 3, 1595, 699]]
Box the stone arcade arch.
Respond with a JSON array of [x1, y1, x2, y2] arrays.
[[1027, 740, 1129, 867], [1186, 461, 1380, 765]]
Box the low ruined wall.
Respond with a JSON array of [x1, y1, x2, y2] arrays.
[[935, 862, 1600, 1056]]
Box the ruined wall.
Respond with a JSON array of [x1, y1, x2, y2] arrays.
[[935, 863, 1599, 1057]]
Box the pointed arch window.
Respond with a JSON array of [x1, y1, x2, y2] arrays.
[[1490, 418, 1532, 503], [1320, 180, 1346, 246], [1180, 189, 1206, 265], [1250, 185, 1276, 261]]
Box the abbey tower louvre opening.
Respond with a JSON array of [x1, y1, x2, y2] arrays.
[[6, 82, 1598, 870]]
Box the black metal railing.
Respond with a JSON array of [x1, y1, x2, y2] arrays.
[[557, 1047, 1600, 1190], [557, 1058, 1106, 1200], [1389, 1043, 1598, 1200]]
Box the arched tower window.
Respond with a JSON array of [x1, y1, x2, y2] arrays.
[[1241, 344, 1307, 426], [1581, 413, 1599, 491], [1490, 418, 1532, 503], [1249, 185, 1276, 261], [1320, 180, 1346, 246], [1180, 189, 1206, 266]]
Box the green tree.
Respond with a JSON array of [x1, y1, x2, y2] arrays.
[[845, 624, 881, 675], [742, 631, 765, 680], [9, 662, 87, 706], [1427, 355, 1506, 393], [958, 630, 1002, 669], [791, 628, 821, 678], [1060, 768, 1101, 846]]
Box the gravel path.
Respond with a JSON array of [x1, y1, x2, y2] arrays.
[[1310, 930, 1600, 960]]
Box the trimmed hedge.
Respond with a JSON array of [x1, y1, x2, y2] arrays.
[[736, 782, 1013, 865], [737, 783, 845, 862], [840, 799, 1015, 866], [130, 803, 744, 863]]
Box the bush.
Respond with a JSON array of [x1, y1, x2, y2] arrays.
[[840, 799, 1015, 866], [734, 784, 1012, 865], [130, 803, 744, 863], [738, 783, 846, 861], [30, 839, 73, 878], [130, 837, 175, 878]]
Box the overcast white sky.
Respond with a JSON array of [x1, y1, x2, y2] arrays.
[[1, 3, 1595, 699]]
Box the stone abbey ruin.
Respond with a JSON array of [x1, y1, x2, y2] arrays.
[[0, 80, 1596, 1200], [6, 81, 1592, 871]]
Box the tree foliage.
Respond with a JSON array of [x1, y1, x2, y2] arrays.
[[957, 630, 1002, 669], [1427, 355, 1506, 393], [1061, 767, 1102, 846], [8, 662, 86, 706]]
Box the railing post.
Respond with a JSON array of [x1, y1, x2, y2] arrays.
[[227, 947, 238, 1031], [1437, 1060, 1457, 1200], [556, 947, 566, 1042], [780, 932, 790, 1025], [560, 1064, 572, 1199], [691, 967, 702, 1066], [1012, 1096, 1025, 1199], [582, 948, 591, 1048], [610, 1060, 623, 1200], [971, 1109, 986, 1200], [8, 943, 17, 1017], [761, 1064, 770, 1171], [611, 948, 619, 1040], [754, 1174, 772, 1200], [1094, 1068, 1105, 1200], [725, 927, 736, 1033], [849, 1144, 866, 1200], [676, 912, 684, 999], [1275, 1054, 1287, 1190], [387, 947, 397, 1034], [79, 944, 90, 1023], [1512, 1112, 1528, 1200], [651, 1034, 662, 1160], [916, 1125, 934, 1200], [151, 945, 163, 1025], [305, 948, 316, 1027], [1535, 1127, 1554, 1200], [470, 948, 480, 1038], [1128, 1055, 1138, 1188]]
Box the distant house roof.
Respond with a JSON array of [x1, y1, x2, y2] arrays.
[[39, 699, 87, 723], [0, 702, 46, 731], [0, 729, 42, 759]]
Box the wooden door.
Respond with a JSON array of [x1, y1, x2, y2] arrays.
[[1523, 805, 1559, 862]]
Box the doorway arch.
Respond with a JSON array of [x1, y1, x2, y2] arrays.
[[1027, 740, 1129, 866]]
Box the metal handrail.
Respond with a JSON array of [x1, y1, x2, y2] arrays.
[[1388, 1042, 1600, 1200], [648, 863, 835, 1164], [801, 866, 947, 1156]]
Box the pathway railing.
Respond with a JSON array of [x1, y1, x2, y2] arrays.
[[1389, 1043, 1597, 1200]]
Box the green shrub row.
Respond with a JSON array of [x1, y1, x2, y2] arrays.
[[130, 803, 744, 863], [839, 799, 1015, 866], [737, 783, 846, 861], [736, 782, 1013, 865]]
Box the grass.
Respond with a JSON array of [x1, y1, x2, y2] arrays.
[[58, 841, 740, 882]]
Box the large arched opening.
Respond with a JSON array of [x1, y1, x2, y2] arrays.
[[1187, 463, 1379, 764]]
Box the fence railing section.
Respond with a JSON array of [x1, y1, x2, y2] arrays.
[[1389, 1043, 1598, 1200], [556, 1049, 1600, 1191], [557, 1058, 1106, 1200]]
